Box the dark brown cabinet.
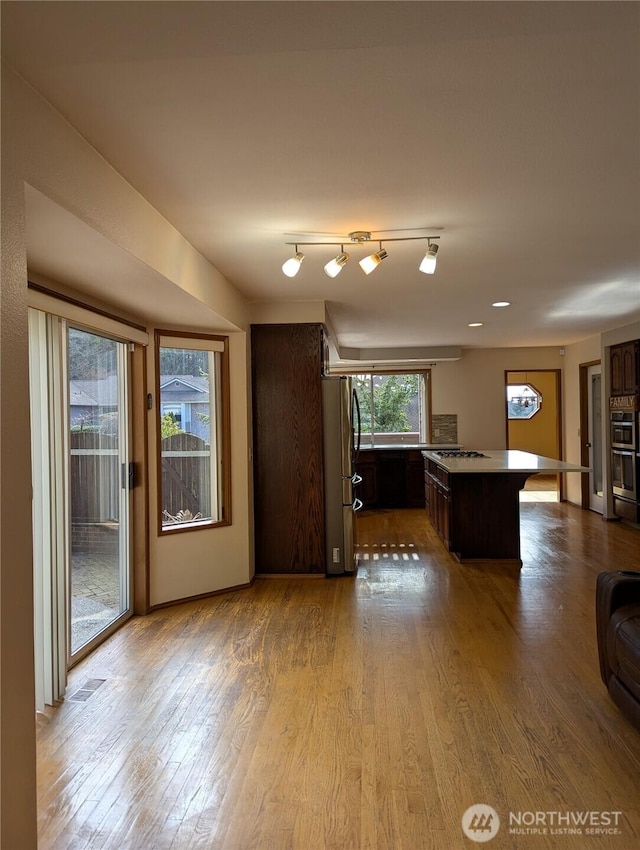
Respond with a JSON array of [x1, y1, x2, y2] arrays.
[[424, 460, 451, 548], [251, 323, 326, 573], [355, 448, 426, 509], [406, 451, 426, 507], [424, 456, 530, 564], [610, 339, 640, 526], [355, 457, 378, 508], [610, 340, 639, 396], [377, 451, 406, 508]]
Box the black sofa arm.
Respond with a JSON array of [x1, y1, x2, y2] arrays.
[[596, 570, 640, 687]]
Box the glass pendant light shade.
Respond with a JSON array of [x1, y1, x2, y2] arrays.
[[324, 252, 349, 278], [280, 233, 442, 276], [359, 248, 388, 275], [282, 251, 304, 277], [419, 243, 439, 274]]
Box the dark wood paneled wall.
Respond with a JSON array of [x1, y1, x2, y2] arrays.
[[251, 324, 325, 572]]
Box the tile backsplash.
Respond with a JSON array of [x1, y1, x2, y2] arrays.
[[432, 414, 458, 444]]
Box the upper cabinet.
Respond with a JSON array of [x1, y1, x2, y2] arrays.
[[610, 340, 640, 396]]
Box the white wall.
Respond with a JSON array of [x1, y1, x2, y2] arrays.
[[602, 320, 640, 350], [1, 64, 254, 844], [148, 331, 253, 606], [431, 347, 564, 449], [3, 66, 255, 606], [250, 300, 328, 325]]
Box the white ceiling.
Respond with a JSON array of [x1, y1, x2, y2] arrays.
[[3, 1, 640, 356]]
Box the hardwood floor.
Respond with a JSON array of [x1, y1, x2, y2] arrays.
[[37, 504, 640, 849]]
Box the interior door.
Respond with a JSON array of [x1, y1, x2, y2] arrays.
[[587, 363, 604, 514], [68, 327, 132, 662]]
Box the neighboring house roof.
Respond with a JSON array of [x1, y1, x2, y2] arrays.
[[70, 376, 118, 406], [69, 375, 209, 407], [159, 375, 209, 393], [68, 386, 100, 407], [159, 376, 210, 404]]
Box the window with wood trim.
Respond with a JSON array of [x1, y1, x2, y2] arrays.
[[156, 332, 231, 532], [351, 371, 430, 446]]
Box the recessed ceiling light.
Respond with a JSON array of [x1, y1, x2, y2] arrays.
[[468, 322, 484, 327], [492, 301, 511, 307]]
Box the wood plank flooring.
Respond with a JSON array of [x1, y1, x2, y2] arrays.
[[37, 504, 640, 849]]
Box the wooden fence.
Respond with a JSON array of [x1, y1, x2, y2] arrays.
[[70, 431, 211, 524], [70, 431, 119, 523], [161, 433, 211, 522]]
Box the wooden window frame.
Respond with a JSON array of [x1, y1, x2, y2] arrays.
[[155, 329, 231, 536]]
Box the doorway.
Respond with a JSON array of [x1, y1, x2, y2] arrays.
[[580, 361, 604, 514], [505, 370, 562, 502]]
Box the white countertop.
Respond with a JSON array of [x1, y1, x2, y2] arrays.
[[422, 449, 590, 474], [360, 443, 461, 451]]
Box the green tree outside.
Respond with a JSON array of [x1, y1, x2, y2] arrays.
[[354, 374, 419, 434], [374, 374, 418, 432], [160, 412, 185, 439], [159, 347, 208, 376]]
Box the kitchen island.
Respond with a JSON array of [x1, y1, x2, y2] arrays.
[[422, 450, 590, 566]]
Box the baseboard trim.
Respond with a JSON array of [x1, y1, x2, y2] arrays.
[[255, 573, 325, 579], [149, 579, 255, 611]]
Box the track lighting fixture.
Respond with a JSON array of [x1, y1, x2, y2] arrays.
[[359, 246, 388, 275], [418, 241, 439, 275], [324, 251, 349, 278], [282, 248, 304, 277], [282, 230, 441, 278]]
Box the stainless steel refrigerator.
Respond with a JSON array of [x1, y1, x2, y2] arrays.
[[321, 376, 362, 575]]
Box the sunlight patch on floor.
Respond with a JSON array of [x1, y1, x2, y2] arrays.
[[520, 490, 559, 502]]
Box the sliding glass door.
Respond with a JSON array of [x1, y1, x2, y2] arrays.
[[30, 312, 133, 708], [68, 327, 131, 660]]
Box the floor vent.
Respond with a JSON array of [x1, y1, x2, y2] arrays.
[[68, 678, 106, 702]]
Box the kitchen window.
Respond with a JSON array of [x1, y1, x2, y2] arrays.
[[156, 331, 231, 533], [352, 371, 430, 446]]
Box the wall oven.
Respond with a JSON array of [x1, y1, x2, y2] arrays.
[[611, 448, 637, 500], [610, 398, 639, 520], [611, 411, 637, 450]]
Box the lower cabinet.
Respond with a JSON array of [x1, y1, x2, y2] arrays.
[[406, 453, 425, 507], [356, 458, 378, 507], [355, 449, 426, 509], [425, 460, 450, 548], [377, 452, 406, 507]]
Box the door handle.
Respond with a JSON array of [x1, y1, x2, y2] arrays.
[[122, 462, 135, 490], [585, 442, 592, 448]]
